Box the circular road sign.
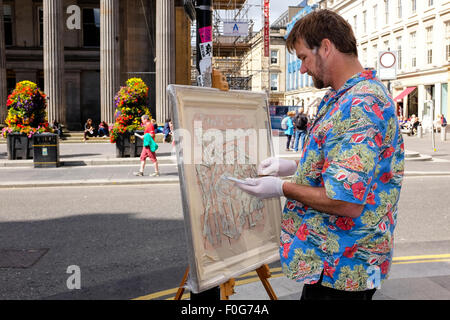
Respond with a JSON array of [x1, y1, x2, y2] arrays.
[[380, 51, 396, 69]]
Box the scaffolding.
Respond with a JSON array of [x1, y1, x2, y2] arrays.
[[191, 0, 263, 90]]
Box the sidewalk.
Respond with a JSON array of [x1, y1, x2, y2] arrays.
[[0, 134, 449, 188]]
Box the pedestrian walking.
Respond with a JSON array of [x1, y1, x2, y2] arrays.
[[234, 9, 405, 300], [284, 111, 296, 151], [134, 115, 160, 177], [293, 107, 308, 152]]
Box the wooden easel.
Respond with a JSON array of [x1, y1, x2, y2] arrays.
[[174, 264, 278, 300]]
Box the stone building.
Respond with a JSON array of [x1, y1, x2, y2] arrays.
[[320, 0, 450, 128], [0, 0, 192, 130]]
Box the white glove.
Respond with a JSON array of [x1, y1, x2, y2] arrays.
[[258, 157, 298, 177], [235, 176, 286, 199]]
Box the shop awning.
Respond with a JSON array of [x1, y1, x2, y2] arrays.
[[394, 87, 416, 102]]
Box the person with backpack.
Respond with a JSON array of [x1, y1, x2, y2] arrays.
[[283, 111, 296, 151], [293, 107, 308, 152]]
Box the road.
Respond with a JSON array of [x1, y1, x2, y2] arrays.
[[0, 176, 449, 300]]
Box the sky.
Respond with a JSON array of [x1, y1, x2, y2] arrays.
[[247, 0, 306, 31]]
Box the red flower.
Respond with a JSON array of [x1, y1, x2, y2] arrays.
[[350, 134, 366, 143], [374, 133, 383, 147], [296, 224, 309, 241], [343, 244, 358, 258], [380, 171, 394, 184], [372, 104, 385, 120], [323, 261, 336, 278], [351, 182, 366, 201], [366, 192, 376, 205], [380, 260, 390, 275], [282, 242, 291, 259], [383, 147, 395, 158], [336, 217, 355, 231]]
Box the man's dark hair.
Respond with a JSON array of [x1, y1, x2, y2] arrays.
[[286, 9, 358, 57]]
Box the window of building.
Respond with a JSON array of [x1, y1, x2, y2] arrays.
[[270, 74, 278, 91], [3, 4, 13, 46], [373, 5, 378, 30], [411, 0, 416, 14], [385, 0, 390, 25], [446, 22, 450, 62], [362, 47, 368, 67], [6, 70, 15, 94], [83, 8, 100, 47], [271, 50, 278, 65], [363, 11, 367, 33], [353, 15, 357, 35], [373, 44, 378, 69], [38, 7, 43, 47], [428, 0, 434, 7], [396, 36, 402, 70], [384, 40, 390, 51], [397, 0, 402, 19], [410, 31, 416, 67], [426, 26, 433, 64]]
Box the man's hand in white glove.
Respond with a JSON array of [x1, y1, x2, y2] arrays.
[[234, 176, 286, 199], [258, 157, 298, 177]]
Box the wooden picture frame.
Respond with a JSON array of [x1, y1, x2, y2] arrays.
[[168, 85, 281, 294]]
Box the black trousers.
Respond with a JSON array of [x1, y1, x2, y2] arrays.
[[300, 272, 376, 301]]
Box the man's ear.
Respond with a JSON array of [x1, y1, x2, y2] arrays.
[[320, 38, 333, 58]]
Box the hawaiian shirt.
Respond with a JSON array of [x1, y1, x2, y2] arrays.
[[280, 69, 405, 291]]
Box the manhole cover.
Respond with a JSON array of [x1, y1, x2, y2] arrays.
[[0, 249, 49, 269]]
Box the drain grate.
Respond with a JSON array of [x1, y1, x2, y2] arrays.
[[0, 249, 49, 269]]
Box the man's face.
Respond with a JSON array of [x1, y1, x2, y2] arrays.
[[294, 39, 327, 89]]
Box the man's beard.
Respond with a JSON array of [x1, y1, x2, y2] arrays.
[[310, 55, 326, 89], [312, 76, 325, 89]]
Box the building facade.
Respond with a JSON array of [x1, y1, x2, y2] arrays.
[[0, 0, 189, 130], [321, 0, 450, 128], [240, 26, 287, 105], [284, 1, 324, 117]]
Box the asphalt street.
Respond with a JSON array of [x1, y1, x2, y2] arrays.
[[0, 132, 449, 300], [0, 177, 449, 300]]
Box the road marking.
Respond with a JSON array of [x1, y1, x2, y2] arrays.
[[133, 254, 450, 301]]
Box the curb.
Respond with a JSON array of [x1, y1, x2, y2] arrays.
[[0, 178, 181, 189], [1, 172, 449, 189], [0, 156, 178, 168]]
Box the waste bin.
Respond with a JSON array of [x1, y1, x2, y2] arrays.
[[33, 133, 60, 168], [115, 130, 144, 158], [7, 133, 33, 160]]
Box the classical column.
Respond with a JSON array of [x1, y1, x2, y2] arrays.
[[0, 0, 8, 123], [43, 0, 66, 124], [156, 0, 175, 123], [100, 0, 120, 125]]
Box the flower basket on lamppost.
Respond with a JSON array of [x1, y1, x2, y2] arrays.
[[110, 78, 152, 158], [1, 81, 53, 160]]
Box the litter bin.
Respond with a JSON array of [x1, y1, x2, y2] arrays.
[[33, 133, 60, 168], [115, 130, 144, 158]]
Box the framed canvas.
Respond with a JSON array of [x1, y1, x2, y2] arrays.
[[168, 85, 282, 294]]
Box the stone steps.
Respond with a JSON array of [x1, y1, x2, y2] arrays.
[[405, 151, 433, 161]]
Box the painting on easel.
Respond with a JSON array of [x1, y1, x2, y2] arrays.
[[168, 85, 282, 294]]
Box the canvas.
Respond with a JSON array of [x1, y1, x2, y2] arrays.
[[168, 85, 282, 293]]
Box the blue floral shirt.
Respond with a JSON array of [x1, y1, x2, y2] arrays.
[[280, 70, 405, 291]]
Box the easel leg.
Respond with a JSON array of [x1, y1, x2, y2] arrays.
[[220, 279, 236, 300], [175, 267, 190, 300], [256, 265, 278, 300]]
